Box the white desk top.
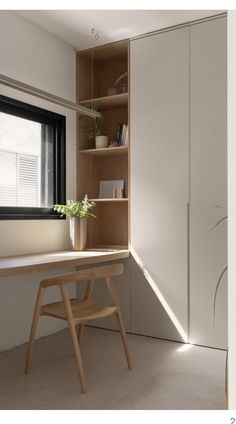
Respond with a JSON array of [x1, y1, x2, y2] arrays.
[[0, 248, 130, 277]]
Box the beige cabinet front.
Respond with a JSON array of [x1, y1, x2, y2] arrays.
[[130, 17, 227, 349], [130, 27, 189, 342], [189, 17, 227, 349]]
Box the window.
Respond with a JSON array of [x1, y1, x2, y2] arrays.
[[0, 95, 66, 219]]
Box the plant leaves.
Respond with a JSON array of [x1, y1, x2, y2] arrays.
[[53, 195, 96, 219]]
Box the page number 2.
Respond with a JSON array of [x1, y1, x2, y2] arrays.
[[231, 419, 236, 424]]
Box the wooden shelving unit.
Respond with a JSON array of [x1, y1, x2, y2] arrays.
[[79, 146, 128, 157], [76, 40, 129, 249], [89, 198, 128, 202], [80, 93, 128, 110]]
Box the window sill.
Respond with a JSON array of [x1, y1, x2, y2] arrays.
[[0, 207, 66, 220]]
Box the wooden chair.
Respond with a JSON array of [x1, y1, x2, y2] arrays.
[[24, 263, 132, 393]]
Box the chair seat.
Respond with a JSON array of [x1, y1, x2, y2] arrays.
[[41, 298, 118, 324]]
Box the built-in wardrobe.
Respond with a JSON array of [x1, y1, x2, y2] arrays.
[[130, 15, 227, 349], [82, 15, 227, 350]]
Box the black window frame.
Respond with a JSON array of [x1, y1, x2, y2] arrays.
[[0, 95, 66, 220]]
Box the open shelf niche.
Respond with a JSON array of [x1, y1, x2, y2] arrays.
[[76, 40, 130, 249]]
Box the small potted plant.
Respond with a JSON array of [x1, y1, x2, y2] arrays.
[[80, 101, 108, 149], [53, 195, 96, 251]]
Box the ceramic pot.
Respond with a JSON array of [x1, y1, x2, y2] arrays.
[[70, 217, 87, 251], [95, 135, 108, 149]]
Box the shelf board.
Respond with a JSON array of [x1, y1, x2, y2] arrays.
[[80, 146, 128, 157], [86, 245, 129, 251], [77, 40, 128, 64], [90, 198, 128, 203], [80, 93, 128, 110]]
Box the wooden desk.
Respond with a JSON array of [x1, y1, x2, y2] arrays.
[[0, 248, 130, 278]]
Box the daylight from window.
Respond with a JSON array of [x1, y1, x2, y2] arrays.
[[0, 113, 43, 208]]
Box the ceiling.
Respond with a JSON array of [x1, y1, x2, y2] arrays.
[[16, 10, 224, 51]]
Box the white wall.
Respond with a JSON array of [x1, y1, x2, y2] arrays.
[[0, 11, 77, 350], [228, 10, 236, 410]]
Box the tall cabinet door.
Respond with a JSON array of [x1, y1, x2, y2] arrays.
[[130, 28, 189, 342], [189, 17, 227, 349]]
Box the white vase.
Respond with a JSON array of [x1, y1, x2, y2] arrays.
[[95, 135, 108, 149], [70, 217, 87, 251]]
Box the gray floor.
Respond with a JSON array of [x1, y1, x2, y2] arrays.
[[0, 327, 226, 410]]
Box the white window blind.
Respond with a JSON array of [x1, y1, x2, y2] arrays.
[[0, 100, 65, 218], [0, 150, 40, 207]]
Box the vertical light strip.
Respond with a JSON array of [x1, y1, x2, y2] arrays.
[[187, 202, 190, 343], [187, 25, 191, 344]]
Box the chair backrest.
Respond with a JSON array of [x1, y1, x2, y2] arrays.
[[40, 263, 123, 288]]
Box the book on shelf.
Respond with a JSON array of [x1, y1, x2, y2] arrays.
[[99, 179, 125, 199], [116, 123, 128, 146]]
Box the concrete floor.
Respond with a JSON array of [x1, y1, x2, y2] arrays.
[[0, 327, 226, 410]]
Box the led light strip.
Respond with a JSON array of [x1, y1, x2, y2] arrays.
[[0, 73, 101, 118]]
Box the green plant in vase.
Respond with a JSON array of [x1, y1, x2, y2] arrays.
[[53, 195, 96, 251]]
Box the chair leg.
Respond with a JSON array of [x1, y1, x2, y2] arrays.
[[68, 319, 87, 393], [25, 286, 45, 374], [77, 279, 94, 344], [60, 285, 86, 393], [106, 277, 132, 370], [116, 310, 132, 370], [78, 323, 85, 342]]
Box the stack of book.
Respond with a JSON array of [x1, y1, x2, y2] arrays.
[[116, 123, 129, 146]]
